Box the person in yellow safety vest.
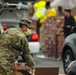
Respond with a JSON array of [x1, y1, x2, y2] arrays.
[[33, 0, 46, 19], [32, 0, 47, 35], [40, 1, 56, 28]]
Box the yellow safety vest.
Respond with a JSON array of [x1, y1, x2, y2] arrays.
[[40, 8, 57, 24], [33, 1, 46, 19]]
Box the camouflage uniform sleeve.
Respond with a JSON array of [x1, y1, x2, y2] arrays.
[[20, 36, 35, 70]]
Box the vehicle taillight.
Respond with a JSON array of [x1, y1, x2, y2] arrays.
[[2, 26, 8, 30], [32, 33, 38, 41]]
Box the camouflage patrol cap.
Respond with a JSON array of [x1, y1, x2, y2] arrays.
[[20, 18, 34, 29]]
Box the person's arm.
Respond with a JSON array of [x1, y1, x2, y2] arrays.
[[66, 16, 76, 28], [20, 36, 35, 70]]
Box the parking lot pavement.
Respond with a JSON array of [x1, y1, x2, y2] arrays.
[[33, 51, 64, 74]]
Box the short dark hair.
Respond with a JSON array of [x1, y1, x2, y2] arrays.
[[58, 6, 62, 12], [64, 9, 71, 14], [46, 1, 50, 7]]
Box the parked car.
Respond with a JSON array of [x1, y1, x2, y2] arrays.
[[62, 26, 76, 74], [67, 60, 76, 75]]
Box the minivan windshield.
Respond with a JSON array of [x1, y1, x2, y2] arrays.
[[0, 9, 29, 21], [4, 0, 36, 3]]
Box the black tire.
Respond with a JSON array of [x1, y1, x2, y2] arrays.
[[63, 49, 74, 74]]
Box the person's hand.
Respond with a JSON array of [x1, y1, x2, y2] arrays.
[[61, 24, 64, 28], [32, 69, 35, 75], [67, 25, 71, 28], [29, 69, 35, 75]]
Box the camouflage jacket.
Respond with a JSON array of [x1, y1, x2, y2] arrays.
[[0, 27, 35, 70]]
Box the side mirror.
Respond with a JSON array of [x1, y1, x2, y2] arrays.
[[71, 26, 76, 33]]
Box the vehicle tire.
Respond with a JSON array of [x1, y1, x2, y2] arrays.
[[63, 49, 74, 74]]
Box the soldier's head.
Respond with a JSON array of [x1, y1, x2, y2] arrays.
[[19, 18, 33, 32]]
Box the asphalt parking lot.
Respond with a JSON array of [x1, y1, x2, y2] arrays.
[[33, 50, 65, 74]]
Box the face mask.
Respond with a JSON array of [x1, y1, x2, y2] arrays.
[[25, 28, 32, 36]]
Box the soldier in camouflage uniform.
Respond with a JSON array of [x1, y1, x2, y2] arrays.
[[0, 18, 35, 75]]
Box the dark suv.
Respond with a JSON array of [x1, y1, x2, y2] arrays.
[[62, 26, 76, 74]]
